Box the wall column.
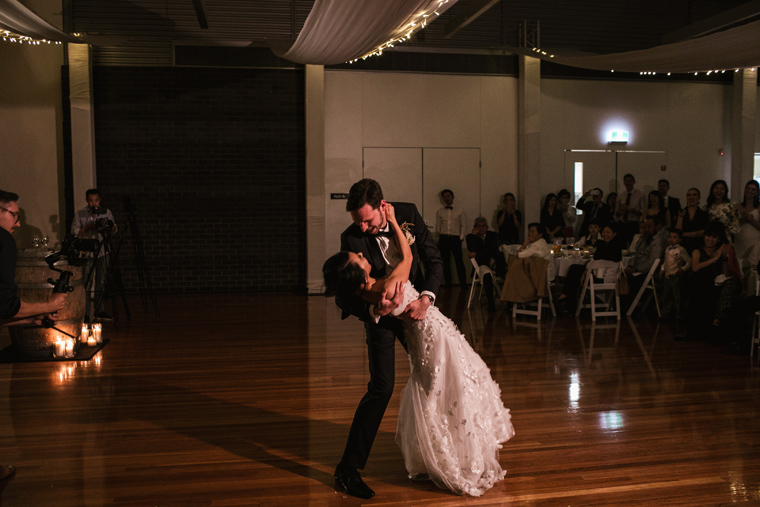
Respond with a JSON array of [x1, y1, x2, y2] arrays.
[[68, 43, 97, 203], [730, 68, 757, 195], [518, 56, 542, 234], [305, 64, 326, 294]]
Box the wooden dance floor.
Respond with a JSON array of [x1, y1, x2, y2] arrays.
[[0, 287, 758, 506]]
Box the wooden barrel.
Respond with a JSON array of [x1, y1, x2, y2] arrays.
[[8, 249, 86, 358]]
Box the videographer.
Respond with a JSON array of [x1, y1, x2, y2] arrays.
[[71, 188, 117, 322], [0, 189, 67, 481]]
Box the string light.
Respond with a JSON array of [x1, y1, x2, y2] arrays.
[[349, 0, 449, 62], [2, 29, 61, 45]]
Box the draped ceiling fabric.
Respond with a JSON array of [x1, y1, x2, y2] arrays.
[[510, 19, 760, 74], [0, 0, 79, 43], [272, 0, 457, 65]]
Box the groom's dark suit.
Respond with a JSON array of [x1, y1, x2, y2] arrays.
[[339, 202, 442, 470]]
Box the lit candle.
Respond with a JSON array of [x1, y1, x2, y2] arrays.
[[54, 339, 65, 358], [92, 323, 102, 343], [65, 339, 75, 358], [80, 324, 89, 344], [87, 335, 96, 347]]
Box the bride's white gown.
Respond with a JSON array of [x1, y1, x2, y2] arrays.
[[391, 281, 515, 496]]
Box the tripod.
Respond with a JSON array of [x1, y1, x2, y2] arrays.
[[84, 229, 130, 328], [112, 197, 161, 322]]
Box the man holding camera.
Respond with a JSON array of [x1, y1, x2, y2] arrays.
[[1, 189, 68, 480], [71, 189, 117, 322]]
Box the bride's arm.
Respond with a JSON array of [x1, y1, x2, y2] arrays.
[[384, 202, 412, 286]]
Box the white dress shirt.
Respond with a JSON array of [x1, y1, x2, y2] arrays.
[[436, 206, 467, 239]]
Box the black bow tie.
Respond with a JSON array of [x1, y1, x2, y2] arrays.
[[445, 206, 453, 209]]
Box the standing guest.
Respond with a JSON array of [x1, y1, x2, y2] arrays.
[[575, 219, 603, 248], [675, 187, 709, 254], [645, 190, 670, 228], [615, 173, 645, 246], [435, 189, 467, 287], [557, 189, 577, 238], [659, 179, 681, 223], [657, 228, 691, 321], [704, 180, 740, 240], [679, 222, 742, 341], [466, 217, 506, 312], [540, 193, 564, 241], [622, 216, 663, 312], [496, 192, 522, 245], [734, 180, 760, 270], [576, 188, 612, 238], [0, 189, 68, 482], [71, 188, 118, 322], [606, 192, 618, 219]]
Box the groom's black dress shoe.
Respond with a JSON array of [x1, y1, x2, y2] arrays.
[[334, 463, 375, 499]]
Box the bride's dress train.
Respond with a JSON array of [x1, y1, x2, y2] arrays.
[[392, 282, 515, 496]]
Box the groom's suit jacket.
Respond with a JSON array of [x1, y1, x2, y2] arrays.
[[340, 202, 443, 323]]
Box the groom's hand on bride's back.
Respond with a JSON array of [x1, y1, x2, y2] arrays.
[[402, 296, 431, 321]]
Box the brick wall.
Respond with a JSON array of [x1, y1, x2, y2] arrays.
[[91, 66, 305, 293]]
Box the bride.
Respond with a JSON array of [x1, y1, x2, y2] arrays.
[[323, 202, 515, 496]]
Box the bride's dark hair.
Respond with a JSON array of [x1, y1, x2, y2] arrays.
[[323, 252, 366, 307]]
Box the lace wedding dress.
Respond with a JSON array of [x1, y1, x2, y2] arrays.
[[392, 281, 515, 496]]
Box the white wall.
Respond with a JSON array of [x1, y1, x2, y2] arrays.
[[0, 1, 65, 249], [323, 71, 518, 257], [541, 79, 732, 206]]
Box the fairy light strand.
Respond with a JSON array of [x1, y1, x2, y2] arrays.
[[2, 30, 62, 45], [349, 0, 449, 63]]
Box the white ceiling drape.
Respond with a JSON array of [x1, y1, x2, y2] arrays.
[[0, 0, 78, 43], [271, 0, 457, 65], [510, 19, 760, 74]]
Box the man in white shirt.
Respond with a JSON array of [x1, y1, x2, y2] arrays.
[[615, 173, 645, 246], [435, 189, 467, 287], [518, 222, 555, 281]]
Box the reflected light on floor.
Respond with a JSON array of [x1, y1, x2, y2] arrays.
[[598, 411, 624, 431], [569, 371, 580, 410]]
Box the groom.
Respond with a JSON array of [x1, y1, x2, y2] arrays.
[[334, 178, 443, 499]]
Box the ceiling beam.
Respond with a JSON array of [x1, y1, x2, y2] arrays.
[[444, 0, 500, 39], [662, 0, 760, 44], [191, 0, 209, 29]]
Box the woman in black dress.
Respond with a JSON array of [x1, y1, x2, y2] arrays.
[[675, 187, 709, 254], [496, 192, 522, 245]]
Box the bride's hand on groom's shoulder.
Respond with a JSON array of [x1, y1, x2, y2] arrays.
[[383, 201, 397, 224]]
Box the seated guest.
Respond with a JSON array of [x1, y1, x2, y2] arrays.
[[466, 217, 506, 312], [675, 187, 709, 254], [517, 223, 555, 281], [496, 192, 522, 245], [540, 193, 564, 241], [622, 216, 663, 312], [575, 219, 602, 248], [680, 222, 742, 341], [557, 189, 577, 238], [576, 188, 612, 238], [657, 228, 691, 321], [646, 190, 670, 228], [559, 223, 623, 312]]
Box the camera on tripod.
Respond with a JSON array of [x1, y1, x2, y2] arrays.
[[91, 206, 115, 232]]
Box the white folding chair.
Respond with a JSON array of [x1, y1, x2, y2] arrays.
[[467, 258, 501, 308], [575, 260, 622, 320], [625, 258, 661, 317], [511, 257, 556, 321], [750, 271, 760, 358]]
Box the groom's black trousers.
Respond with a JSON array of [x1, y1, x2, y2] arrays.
[[341, 316, 407, 470]]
